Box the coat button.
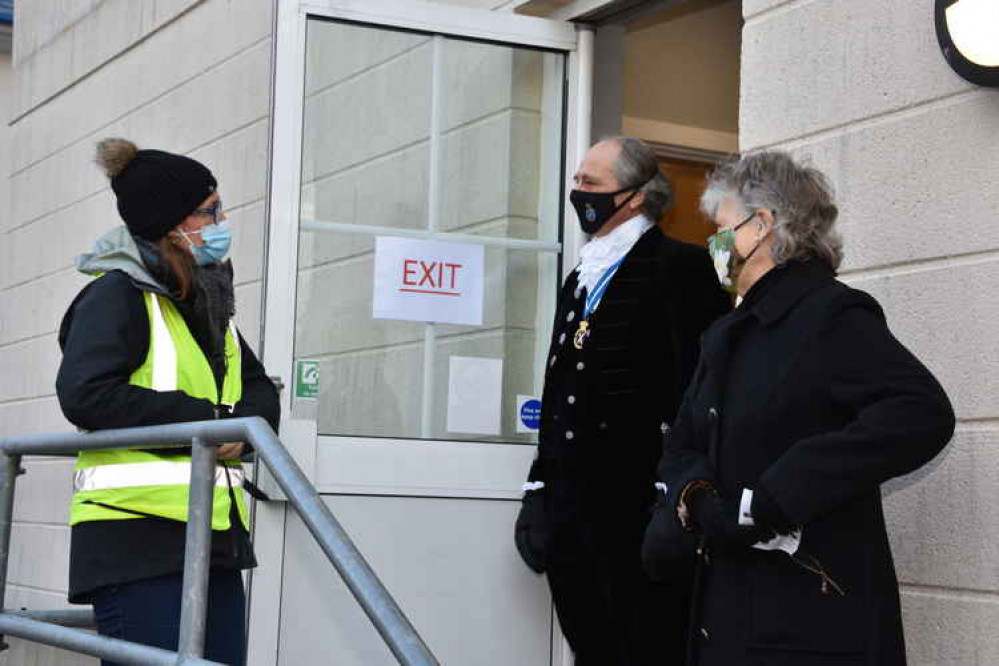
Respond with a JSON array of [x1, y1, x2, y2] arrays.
[[576, 362, 585, 371], [700, 627, 710, 641], [599, 421, 608, 430], [708, 407, 719, 422], [550, 355, 557, 368], [558, 333, 566, 345], [567, 395, 576, 404], [574, 287, 582, 299], [565, 430, 574, 440], [566, 311, 576, 322]]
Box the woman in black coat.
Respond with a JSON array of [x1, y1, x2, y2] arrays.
[[57, 138, 279, 666], [642, 151, 955, 666]]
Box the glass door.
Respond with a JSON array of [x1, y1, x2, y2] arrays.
[[254, 2, 581, 665]]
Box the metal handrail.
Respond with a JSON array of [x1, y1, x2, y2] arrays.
[[4, 608, 94, 628], [0, 417, 440, 666]]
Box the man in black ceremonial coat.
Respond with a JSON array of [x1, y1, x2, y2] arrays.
[[514, 137, 731, 665]]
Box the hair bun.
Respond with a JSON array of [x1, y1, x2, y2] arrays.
[[95, 138, 139, 178]]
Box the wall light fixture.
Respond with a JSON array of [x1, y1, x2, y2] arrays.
[[936, 0, 999, 87]]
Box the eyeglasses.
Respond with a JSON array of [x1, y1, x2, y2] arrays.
[[727, 211, 758, 232], [193, 200, 223, 223]]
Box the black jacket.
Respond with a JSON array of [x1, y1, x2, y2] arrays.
[[57, 269, 280, 602], [57, 271, 279, 432], [648, 260, 955, 665], [528, 226, 730, 531]]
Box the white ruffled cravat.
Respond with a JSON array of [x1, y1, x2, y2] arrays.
[[576, 214, 653, 295]]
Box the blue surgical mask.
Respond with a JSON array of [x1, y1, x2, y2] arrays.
[[183, 221, 232, 266]]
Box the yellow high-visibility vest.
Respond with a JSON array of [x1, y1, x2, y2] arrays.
[[69, 291, 249, 530]]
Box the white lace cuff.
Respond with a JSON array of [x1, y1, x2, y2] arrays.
[[739, 488, 755, 526]]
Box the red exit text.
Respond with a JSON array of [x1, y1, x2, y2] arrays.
[[400, 260, 464, 297]]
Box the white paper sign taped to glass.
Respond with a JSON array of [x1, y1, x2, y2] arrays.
[[373, 237, 485, 326], [447, 356, 503, 436]]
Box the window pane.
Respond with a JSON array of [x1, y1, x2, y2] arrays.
[[294, 236, 558, 444], [435, 39, 556, 242], [294, 18, 566, 444], [302, 20, 433, 232]]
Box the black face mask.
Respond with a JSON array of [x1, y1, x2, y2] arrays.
[[569, 182, 645, 235]]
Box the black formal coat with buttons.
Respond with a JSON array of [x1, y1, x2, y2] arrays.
[[520, 225, 731, 666], [647, 259, 955, 666]]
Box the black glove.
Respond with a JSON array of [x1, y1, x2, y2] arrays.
[[688, 490, 774, 550], [514, 489, 549, 574], [641, 489, 699, 581]]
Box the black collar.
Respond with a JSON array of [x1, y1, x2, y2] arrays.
[[744, 260, 836, 328]]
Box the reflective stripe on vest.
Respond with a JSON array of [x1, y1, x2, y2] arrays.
[[148, 294, 239, 402], [148, 293, 177, 391], [75, 461, 245, 492]]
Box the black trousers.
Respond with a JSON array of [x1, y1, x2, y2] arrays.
[[546, 513, 692, 666], [91, 569, 246, 666]]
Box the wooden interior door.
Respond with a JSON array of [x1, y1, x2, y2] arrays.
[[658, 157, 712, 247]]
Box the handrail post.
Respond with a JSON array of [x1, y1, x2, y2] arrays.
[[0, 451, 21, 652], [177, 437, 215, 658]]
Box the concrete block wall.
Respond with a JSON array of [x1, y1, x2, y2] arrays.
[[11, 0, 203, 137], [0, 2, 273, 664], [741, 1, 999, 663], [0, 53, 10, 226], [296, 18, 555, 442]]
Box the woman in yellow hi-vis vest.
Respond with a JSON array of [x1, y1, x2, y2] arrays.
[[56, 138, 280, 666]]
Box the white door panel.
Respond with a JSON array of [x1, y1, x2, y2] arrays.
[[277, 496, 553, 666], [314, 436, 536, 498]]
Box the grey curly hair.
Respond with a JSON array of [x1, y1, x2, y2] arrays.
[[700, 151, 843, 270], [606, 136, 673, 221]]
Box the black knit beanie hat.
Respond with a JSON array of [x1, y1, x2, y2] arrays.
[[95, 138, 218, 242]]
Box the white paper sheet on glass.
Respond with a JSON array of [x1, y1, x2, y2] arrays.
[[446, 356, 503, 435], [372, 236, 484, 326]]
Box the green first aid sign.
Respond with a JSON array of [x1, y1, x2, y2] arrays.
[[295, 360, 320, 399]]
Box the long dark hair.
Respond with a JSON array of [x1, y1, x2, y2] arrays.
[[156, 237, 196, 300]]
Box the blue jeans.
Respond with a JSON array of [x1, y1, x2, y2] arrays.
[[90, 570, 246, 666]]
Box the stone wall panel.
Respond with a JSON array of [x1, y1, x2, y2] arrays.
[[741, 0, 971, 150]]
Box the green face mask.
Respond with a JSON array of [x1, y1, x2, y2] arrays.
[[707, 212, 762, 294]]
